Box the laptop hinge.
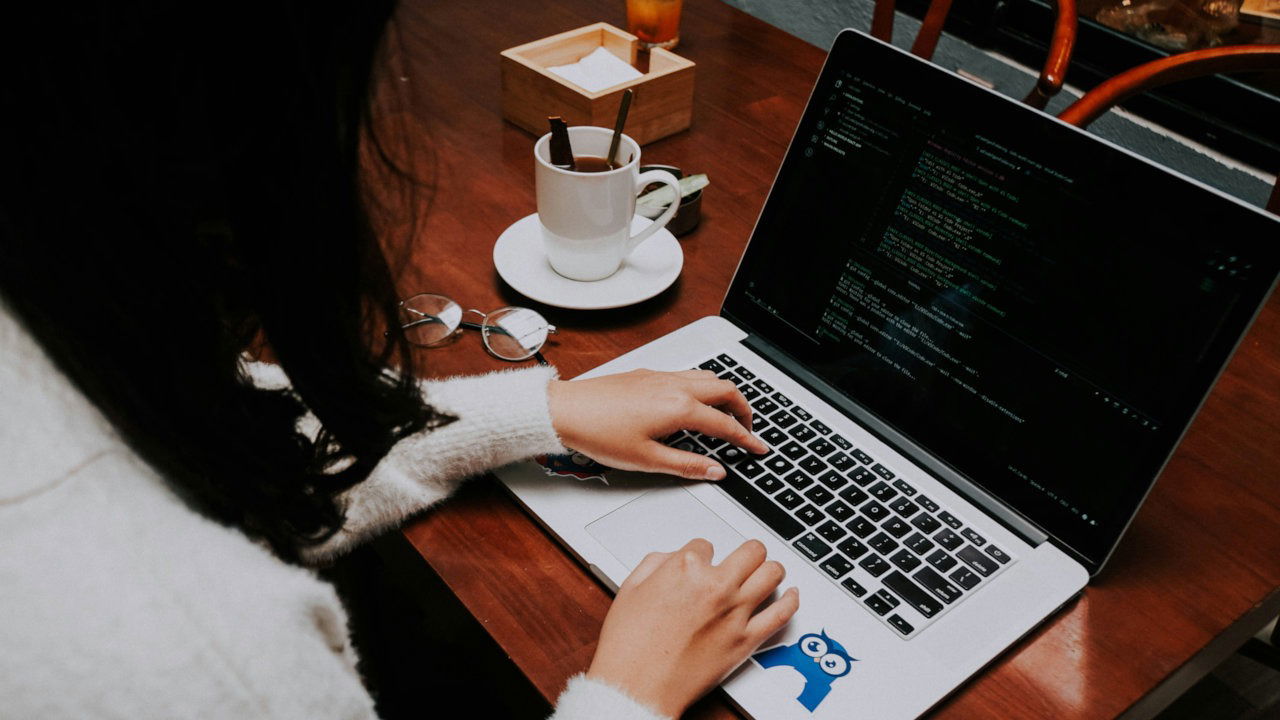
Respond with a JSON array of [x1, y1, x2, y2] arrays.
[[741, 332, 1050, 548]]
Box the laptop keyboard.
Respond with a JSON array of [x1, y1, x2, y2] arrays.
[[668, 352, 1017, 640]]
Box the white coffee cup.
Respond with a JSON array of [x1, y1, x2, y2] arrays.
[[534, 126, 682, 281]]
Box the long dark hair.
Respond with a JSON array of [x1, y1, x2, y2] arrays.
[[0, 1, 444, 559]]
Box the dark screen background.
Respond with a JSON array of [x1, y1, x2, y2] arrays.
[[724, 31, 1280, 569]]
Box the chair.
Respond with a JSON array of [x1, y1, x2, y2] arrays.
[[871, 0, 1078, 108], [1057, 45, 1280, 215]]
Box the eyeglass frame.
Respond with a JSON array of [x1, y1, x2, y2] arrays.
[[395, 295, 557, 365]]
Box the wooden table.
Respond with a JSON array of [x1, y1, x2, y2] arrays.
[[387, 1, 1280, 717]]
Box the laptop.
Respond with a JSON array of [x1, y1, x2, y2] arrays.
[[494, 29, 1280, 719]]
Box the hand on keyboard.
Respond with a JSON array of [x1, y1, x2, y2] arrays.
[[547, 368, 768, 480]]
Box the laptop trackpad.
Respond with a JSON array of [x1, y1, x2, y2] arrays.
[[586, 487, 746, 570]]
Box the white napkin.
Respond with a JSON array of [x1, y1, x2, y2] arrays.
[[546, 47, 643, 93]]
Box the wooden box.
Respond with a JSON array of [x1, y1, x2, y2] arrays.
[[500, 22, 695, 146]]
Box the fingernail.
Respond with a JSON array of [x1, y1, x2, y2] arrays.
[[751, 435, 769, 453], [705, 465, 726, 481]]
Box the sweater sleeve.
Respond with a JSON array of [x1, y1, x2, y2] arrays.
[[548, 674, 670, 720], [234, 361, 567, 563]]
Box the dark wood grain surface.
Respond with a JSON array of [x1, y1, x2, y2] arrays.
[[389, 1, 1280, 718]]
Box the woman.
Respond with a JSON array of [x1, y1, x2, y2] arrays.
[[0, 2, 798, 718]]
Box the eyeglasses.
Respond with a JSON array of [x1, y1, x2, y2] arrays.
[[396, 293, 556, 363]]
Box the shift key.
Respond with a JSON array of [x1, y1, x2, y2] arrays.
[[882, 571, 944, 618]]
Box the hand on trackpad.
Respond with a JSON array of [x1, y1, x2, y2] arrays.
[[586, 487, 747, 569]]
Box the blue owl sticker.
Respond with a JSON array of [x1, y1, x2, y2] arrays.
[[534, 452, 611, 483], [752, 630, 855, 712]]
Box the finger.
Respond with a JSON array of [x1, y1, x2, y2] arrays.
[[678, 537, 715, 565], [738, 559, 786, 608], [689, 379, 756, 433], [716, 539, 767, 586], [684, 404, 767, 455], [673, 369, 719, 381], [620, 550, 671, 591], [645, 441, 727, 480], [746, 587, 800, 644]]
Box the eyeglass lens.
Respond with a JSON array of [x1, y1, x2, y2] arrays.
[[399, 294, 463, 346], [482, 307, 550, 360]]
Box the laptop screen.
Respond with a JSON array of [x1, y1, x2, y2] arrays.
[[722, 30, 1280, 570]]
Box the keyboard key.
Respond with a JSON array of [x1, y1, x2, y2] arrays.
[[935, 528, 963, 551], [887, 614, 915, 635], [752, 379, 774, 393], [847, 516, 876, 538], [938, 511, 963, 529], [752, 397, 779, 415], [890, 549, 922, 572], [957, 546, 999, 576], [820, 554, 854, 579], [862, 500, 889, 522], [788, 424, 817, 443], [698, 358, 726, 373], [985, 545, 1011, 564], [917, 495, 940, 513], [882, 517, 911, 538], [804, 486, 834, 506], [715, 353, 737, 367], [736, 366, 756, 380], [735, 459, 765, 479], [770, 392, 793, 408], [754, 474, 784, 493], [910, 513, 942, 534], [831, 434, 853, 450], [864, 593, 893, 616], [818, 471, 849, 491], [764, 456, 793, 474], [961, 528, 987, 547], [869, 481, 898, 502], [829, 452, 854, 471], [889, 497, 919, 518], [771, 410, 798, 429], [715, 445, 745, 462], [950, 567, 981, 590], [783, 470, 813, 490], [875, 588, 901, 609], [837, 537, 868, 559], [751, 413, 768, 431], [792, 532, 832, 561], [841, 577, 868, 597], [904, 532, 935, 555], [718, 371, 741, 385], [826, 500, 855, 522], [796, 504, 825, 526], [816, 520, 846, 542], [869, 532, 899, 554], [851, 449, 875, 465], [791, 406, 812, 421], [760, 428, 788, 446], [798, 456, 828, 475], [776, 489, 803, 509], [926, 549, 958, 572], [718, 472, 803, 540], [871, 463, 895, 480], [779, 441, 808, 460], [859, 554, 890, 577], [807, 438, 836, 457], [883, 571, 943, 618], [913, 566, 962, 604], [838, 485, 869, 506], [891, 479, 916, 496], [740, 385, 761, 401], [810, 420, 832, 435], [850, 467, 877, 486]]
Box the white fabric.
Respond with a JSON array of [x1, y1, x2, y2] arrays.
[[0, 303, 667, 720]]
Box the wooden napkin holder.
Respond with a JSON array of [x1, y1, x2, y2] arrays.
[[500, 22, 695, 146]]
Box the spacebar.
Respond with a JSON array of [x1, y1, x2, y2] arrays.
[[718, 471, 804, 540]]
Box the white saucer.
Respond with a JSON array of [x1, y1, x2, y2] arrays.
[[493, 213, 683, 310]]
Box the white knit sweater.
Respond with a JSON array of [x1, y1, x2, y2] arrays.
[[0, 303, 666, 720]]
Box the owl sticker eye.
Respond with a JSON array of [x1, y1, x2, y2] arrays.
[[800, 635, 828, 658], [819, 653, 850, 676]]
